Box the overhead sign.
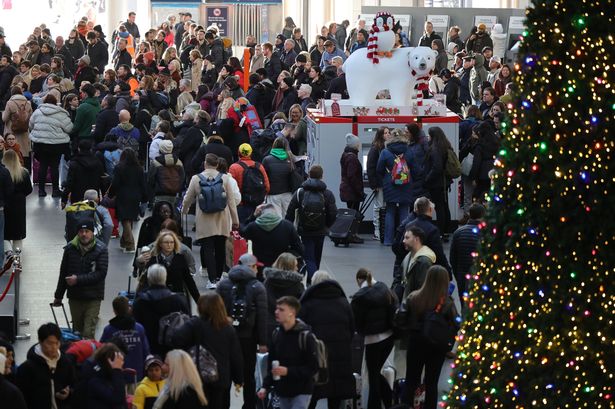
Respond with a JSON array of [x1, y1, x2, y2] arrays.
[[206, 6, 229, 36]]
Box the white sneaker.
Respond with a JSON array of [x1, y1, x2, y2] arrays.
[[207, 281, 217, 290]]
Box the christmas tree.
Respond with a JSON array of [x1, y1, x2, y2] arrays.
[[447, 0, 615, 407]]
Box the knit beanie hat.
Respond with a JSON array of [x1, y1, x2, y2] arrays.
[[159, 140, 173, 154], [238, 143, 253, 158], [346, 133, 361, 149]]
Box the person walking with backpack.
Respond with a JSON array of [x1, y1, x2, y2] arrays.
[[423, 127, 455, 237], [257, 296, 319, 409], [107, 148, 148, 253], [148, 140, 185, 205], [298, 271, 356, 409], [110, 109, 141, 154], [182, 153, 240, 287], [216, 253, 268, 409], [171, 292, 244, 409], [285, 165, 337, 284], [262, 136, 296, 218], [403, 266, 458, 408], [61, 139, 105, 207], [2, 86, 33, 171], [229, 143, 271, 224], [376, 129, 417, 246]]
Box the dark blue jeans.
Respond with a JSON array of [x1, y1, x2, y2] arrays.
[[237, 204, 256, 226], [384, 203, 410, 246], [302, 235, 324, 284]]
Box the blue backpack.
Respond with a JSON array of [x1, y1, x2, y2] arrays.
[[103, 149, 121, 177], [197, 173, 227, 213]]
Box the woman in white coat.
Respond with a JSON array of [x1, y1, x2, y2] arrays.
[[28, 94, 73, 197]]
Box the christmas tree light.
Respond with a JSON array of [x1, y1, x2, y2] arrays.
[[448, 0, 614, 407]]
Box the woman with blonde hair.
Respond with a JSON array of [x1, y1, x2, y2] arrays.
[[153, 349, 207, 409], [145, 230, 200, 303], [263, 252, 304, 339], [403, 265, 459, 408], [2, 149, 32, 252], [189, 49, 203, 92], [171, 292, 243, 409]]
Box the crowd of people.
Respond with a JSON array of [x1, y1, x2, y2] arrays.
[[0, 10, 506, 409]]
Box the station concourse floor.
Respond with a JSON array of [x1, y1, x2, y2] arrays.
[[13, 188, 458, 407]]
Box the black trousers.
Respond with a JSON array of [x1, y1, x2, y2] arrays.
[[365, 336, 395, 409], [240, 337, 258, 409], [307, 397, 342, 409], [199, 235, 227, 282], [36, 150, 61, 191], [403, 335, 446, 409], [203, 383, 230, 409], [428, 187, 450, 235]]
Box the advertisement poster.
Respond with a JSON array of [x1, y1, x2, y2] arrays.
[[206, 6, 229, 36]]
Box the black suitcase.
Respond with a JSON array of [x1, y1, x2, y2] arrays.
[[329, 208, 359, 247]]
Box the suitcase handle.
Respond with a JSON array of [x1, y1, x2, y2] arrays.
[[50, 302, 73, 331]]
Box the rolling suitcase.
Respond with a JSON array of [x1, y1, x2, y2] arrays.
[[329, 208, 359, 247], [50, 302, 82, 343], [118, 275, 136, 306]]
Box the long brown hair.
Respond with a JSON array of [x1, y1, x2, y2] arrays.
[[372, 126, 389, 150], [408, 265, 450, 316], [197, 292, 232, 330]]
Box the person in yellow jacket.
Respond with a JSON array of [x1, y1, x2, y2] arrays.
[[133, 355, 166, 409]]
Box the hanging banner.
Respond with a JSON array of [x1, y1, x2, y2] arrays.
[[206, 6, 229, 36]]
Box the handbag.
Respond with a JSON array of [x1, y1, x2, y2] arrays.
[[421, 300, 456, 350], [460, 153, 474, 177], [393, 302, 411, 333]]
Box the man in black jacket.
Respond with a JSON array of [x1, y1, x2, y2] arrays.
[[0, 162, 14, 263], [205, 32, 224, 69], [417, 21, 442, 47], [86, 30, 108, 76], [285, 165, 337, 284], [263, 42, 282, 87], [53, 219, 109, 339], [257, 296, 318, 409], [16, 323, 76, 409], [113, 38, 133, 71], [392, 197, 452, 287], [217, 255, 268, 409], [61, 139, 105, 207], [450, 203, 485, 306], [242, 203, 304, 268]]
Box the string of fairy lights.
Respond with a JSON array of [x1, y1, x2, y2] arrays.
[[446, 0, 614, 407]]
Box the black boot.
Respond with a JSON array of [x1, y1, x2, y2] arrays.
[[52, 188, 62, 198], [38, 188, 47, 197]]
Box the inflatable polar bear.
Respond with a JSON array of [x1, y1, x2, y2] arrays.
[[343, 46, 437, 106]]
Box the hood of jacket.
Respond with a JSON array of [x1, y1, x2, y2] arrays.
[[287, 318, 311, 333], [38, 102, 70, 117], [301, 279, 346, 302], [82, 96, 101, 109], [155, 153, 180, 167], [9, 94, 27, 104], [302, 178, 327, 192], [385, 132, 409, 155], [26, 343, 61, 368], [228, 264, 258, 283], [140, 284, 175, 301], [446, 42, 458, 54], [108, 315, 136, 330], [73, 152, 101, 169], [255, 212, 283, 232], [410, 245, 436, 265], [118, 122, 135, 131], [473, 54, 485, 68], [353, 281, 391, 307], [264, 267, 304, 284]]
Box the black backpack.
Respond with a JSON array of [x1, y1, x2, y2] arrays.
[[230, 279, 258, 328], [238, 161, 266, 206], [297, 188, 326, 232]]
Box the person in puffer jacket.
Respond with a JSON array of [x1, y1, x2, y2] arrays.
[[147, 140, 184, 204], [351, 269, 398, 409], [53, 219, 109, 339], [28, 94, 73, 197], [132, 355, 166, 409], [263, 253, 305, 341]]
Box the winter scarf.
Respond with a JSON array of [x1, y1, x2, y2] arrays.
[[70, 236, 97, 256]]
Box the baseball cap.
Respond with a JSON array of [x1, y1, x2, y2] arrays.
[[144, 355, 163, 371], [238, 143, 253, 158]]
